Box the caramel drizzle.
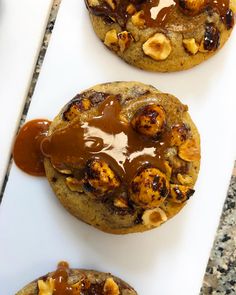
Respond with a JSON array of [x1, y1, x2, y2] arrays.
[[86, 0, 232, 28], [50, 262, 104, 295], [41, 96, 170, 185], [13, 119, 51, 176], [52, 262, 74, 295]]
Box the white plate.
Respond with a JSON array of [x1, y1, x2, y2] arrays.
[[0, 0, 53, 188], [0, 0, 236, 294]]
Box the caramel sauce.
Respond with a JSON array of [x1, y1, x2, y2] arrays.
[[41, 96, 170, 186], [86, 0, 231, 28], [142, 0, 176, 27], [211, 0, 230, 23], [52, 262, 73, 295], [49, 262, 109, 295], [13, 119, 50, 176]]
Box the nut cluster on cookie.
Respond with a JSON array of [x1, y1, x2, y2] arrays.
[[43, 83, 200, 232], [85, 0, 235, 71]]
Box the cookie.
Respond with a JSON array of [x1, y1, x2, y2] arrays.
[[43, 82, 201, 234], [84, 0, 235, 72], [16, 261, 137, 295]]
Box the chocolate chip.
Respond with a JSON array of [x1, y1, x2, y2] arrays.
[[225, 9, 234, 30], [203, 23, 220, 51]]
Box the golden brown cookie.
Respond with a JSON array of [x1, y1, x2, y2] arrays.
[[16, 261, 137, 295], [84, 0, 235, 72], [43, 82, 201, 234]]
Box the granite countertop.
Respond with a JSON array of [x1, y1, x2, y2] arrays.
[[16, 0, 236, 293]]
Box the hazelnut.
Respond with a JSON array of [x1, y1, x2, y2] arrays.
[[170, 123, 190, 147], [177, 173, 193, 185], [66, 177, 83, 192], [72, 276, 91, 294], [178, 0, 207, 15], [117, 31, 133, 53], [131, 10, 145, 28], [131, 104, 166, 138], [130, 167, 170, 209], [230, 0, 236, 13], [142, 207, 167, 227], [105, 0, 116, 10], [38, 278, 55, 295], [87, 0, 100, 7], [178, 138, 200, 162], [63, 98, 91, 121], [52, 164, 72, 175], [84, 159, 120, 195], [183, 38, 199, 55], [142, 33, 172, 61], [169, 184, 195, 203], [103, 278, 120, 295], [114, 196, 129, 208], [104, 29, 119, 51], [164, 161, 172, 180], [126, 4, 137, 15]]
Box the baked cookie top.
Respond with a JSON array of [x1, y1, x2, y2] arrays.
[[43, 82, 200, 234], [16, 261, 137, 295], [85, 0, 235, 71]]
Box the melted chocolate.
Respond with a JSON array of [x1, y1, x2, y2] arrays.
[[13, 119, 50, 176], [41, 96, 171, 186], [86, 0, 232, 28]]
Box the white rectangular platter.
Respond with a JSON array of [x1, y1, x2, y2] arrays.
[[0, 0, 53, 188], [0, 0, 236, 294]]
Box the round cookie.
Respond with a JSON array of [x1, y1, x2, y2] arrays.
[[43, 81, 201, 234], [84, 0, 235, 72], [16, 262, 137, 295]]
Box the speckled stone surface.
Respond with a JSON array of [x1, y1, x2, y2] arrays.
[[200, 166, 236, 295], [2, 0, 236, 293]]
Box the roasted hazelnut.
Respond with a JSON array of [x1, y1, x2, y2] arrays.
[[38, 278, 55, 295], [114, 196, 129, 208], [177, 0, 207, 15], [142, 207, 167, 227], [164, 161, 172, 180], [87, 0, 100, 7], [103, 278, 120, 295], [66, 177, 83, 192], [130, 167, 170, 209], [104, 29, 119, 51], [63, 98, 91, 121], [183, 38, 199, 55], [105, 0, 116, 10], [178, 138, 200, 162], [117, 31, 133, 52], [126, 3, 137, 15], [169, 184, 195, 203], [72, 276, 91, 294], [84, 159, 120, 195], [131, 104, 166, 138], [170, 123, 190, 147], [143, 33, 172, 61], [177, 173, 193, 185], [131, 10, 145, 28], [230, 0, 236, 14]]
